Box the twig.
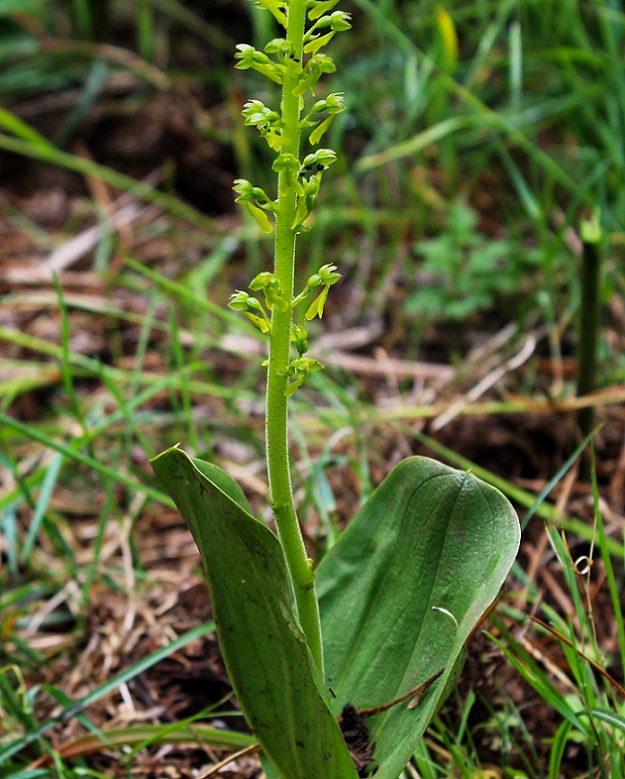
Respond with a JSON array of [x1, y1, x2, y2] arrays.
[[196, 743, 261, 778]]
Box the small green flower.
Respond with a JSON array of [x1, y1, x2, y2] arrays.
[[325, 10, 352, 30], [228, 291, 271, 333], [242, 99, 285, 150], [300, 149, 337, 174], [322, 92, 346, 112], [291, 322, 310, 355], [291, 174, 321, 230], [232, 178, 255, 203], [249, 271, 276, 290], [233, 179, 275, 208], [233, 180, 276, 233], [235, 44, 284, 84], [317, 263, 341, 285], [274, 153, 306, 197], [303, 11, 352, 55], [284, 356, 324, 397], [264, 37, 296, 61], [242, 100, 282, 130], [292, 53, 336, 96], [228, 290, 254, 311], [306, 93, 346, 120], [305, 11, 352, 37], [250, 272, 290, 312], [303, 264, 341, 319], [306, 93, 345, 144]]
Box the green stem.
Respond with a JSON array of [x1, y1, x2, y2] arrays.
[[576, 222, 602, 479], [266, 0, 324, 676]]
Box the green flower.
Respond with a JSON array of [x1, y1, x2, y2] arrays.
[[250, 272, 290, 312], [292, 53, 336, 96], [291, 322, 310, 355], [284, 356, 324, 396], [235, 44, 284, 84]]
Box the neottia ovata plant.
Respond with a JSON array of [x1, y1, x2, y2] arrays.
[[151, 2, 521, 777]]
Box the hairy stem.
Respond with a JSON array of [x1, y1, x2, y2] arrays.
[[266, 0, 324, 676]]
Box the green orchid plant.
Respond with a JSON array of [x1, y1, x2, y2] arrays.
[[151, 1, 520, 777]]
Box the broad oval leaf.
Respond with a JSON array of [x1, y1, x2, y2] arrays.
[[317, 456, 520, 779], [151, 446, 358, 779]]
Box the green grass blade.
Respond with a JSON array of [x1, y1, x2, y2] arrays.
[[0, 132, 220, 234], [0, 411, 171, 507], [21, 451, 63, 562], [549, 719, 573, 779], [0, 622, 215, 764]]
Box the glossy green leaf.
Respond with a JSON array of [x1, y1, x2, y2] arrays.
[[317, 456, 520, 779], [151, 446, 358, 779], [191, 457, 252, 514]]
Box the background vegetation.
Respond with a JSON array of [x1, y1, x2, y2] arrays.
[[1, 1, 625, 777]]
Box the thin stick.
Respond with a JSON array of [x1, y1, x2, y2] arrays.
[[196, 743, 261, 779], [356, 668, 445, 718]]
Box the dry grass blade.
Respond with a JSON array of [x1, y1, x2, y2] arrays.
[[327, 351, 454, 381], [431, 333, 537, 430], [26, 724, 256, 769], [195, 743, 261, 778]]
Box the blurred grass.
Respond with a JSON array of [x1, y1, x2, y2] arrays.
[[1, 0, 625, 776]]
